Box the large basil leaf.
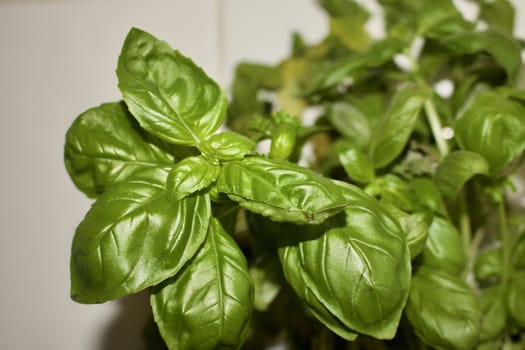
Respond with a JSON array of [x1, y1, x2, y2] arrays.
[[278, 198, 411, 339], [70, 168, 210, 303], [405, 267, 481, 350], [64, 102, 173, 197], [151, 218, 253, 350], [372, 84, 431, 168], [454, 91, 525, 173], [217, 157, 347, 224], [117, 28, 227, 145], [434, 150, 489, 198], [166, 156, 219, 203], [421, 216, 466, 276], [440, 29, 522, 80]]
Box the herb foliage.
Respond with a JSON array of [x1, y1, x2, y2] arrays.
[[65, 1, 525, 348]]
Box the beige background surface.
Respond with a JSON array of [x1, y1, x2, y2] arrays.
[[0, 1, 523, 349]]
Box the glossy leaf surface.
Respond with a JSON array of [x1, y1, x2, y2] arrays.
[[70, 168, 210, 303], [64, 102, 173, 197], [454, 91, 525, 173], [199, 132, 255, 162], [406, 267, 481, 350], [117, 28, 227, 145], [278, 198, 411, 339], [151, 218, 253, 350], [217, 157, 347, 224], [166, 156, 219, 203], [372, 84, 431, 168], [435, 151, 489, 198]]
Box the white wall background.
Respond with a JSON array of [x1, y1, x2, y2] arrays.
[[0, 1, 523, 349]]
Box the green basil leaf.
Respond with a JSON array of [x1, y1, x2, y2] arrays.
[[151, 218, 253, 350], [372, 83, 432, 168], [328, 9, 372, 53], [410, 178, 447, 215], [507, 270, 525, 328], [402, 212, 430, 259], [312, 38, 404, 92], [217, 157, 347, 224], [454, 91, 525, 173], [269, 123, 297, 161], [249, 254, 283, 311], [512, 230, 525, 270], [327, 102, 371, 150], [366, 175, 417, 213], [199, 132, 256, 162], [166, 156, 220, 203], [406, 266, 481, 350], [421, 216, 466, 276], [70, 168, 210, 303], [117, 28, 227, 145], [417, 0, 473, 38], [380, 204, 429, 259], [440, 29, 522, 80], [479, 0, 515, 35], [227, 62, 281, 135], [479, 285, 506, 342], [475, 247, 502, 283], [64, 102, 174, 197], [336, 141, 374, 184], [278, 199, 411, 339], [435, 151, 489, 198]]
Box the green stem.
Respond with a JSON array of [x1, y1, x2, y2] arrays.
[[498, 200, 512, 288], [424, 100, 449, 157]]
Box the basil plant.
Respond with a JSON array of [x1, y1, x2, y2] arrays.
[[65, 0, 525, 349]]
